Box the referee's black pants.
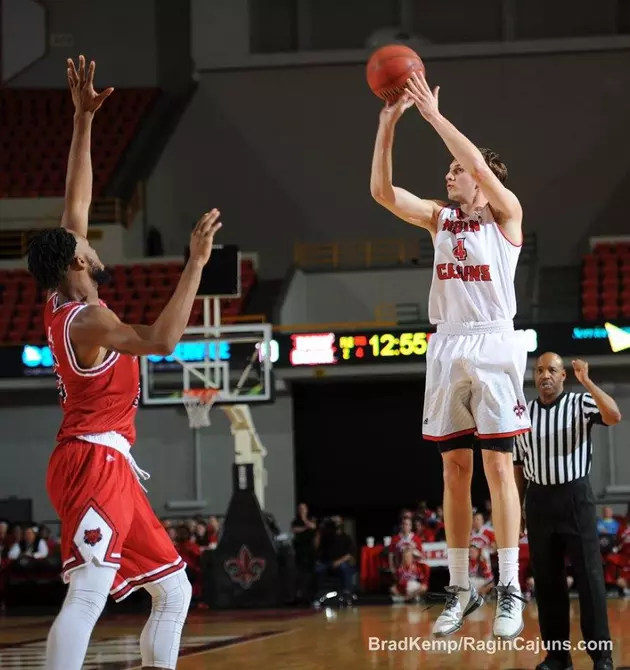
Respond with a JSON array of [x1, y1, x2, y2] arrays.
[[525, 476, 611, 662]]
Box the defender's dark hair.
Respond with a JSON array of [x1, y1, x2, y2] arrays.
[[479, 148, 507, 184], [27, 228, 77, 289]]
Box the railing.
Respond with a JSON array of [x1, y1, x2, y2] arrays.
[[374, 302, 424, 324], [90, 181, 145, 227], [294, 233, 537, 270], [273, 319, 397, 332], [293, 238, 431, 269], [0, 183, 146, 258]]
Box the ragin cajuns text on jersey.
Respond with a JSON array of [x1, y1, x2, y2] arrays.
[[428, 205, 521, 324]]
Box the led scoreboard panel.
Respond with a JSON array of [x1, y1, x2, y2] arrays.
[[283, 328, 530, 367], [339, 331, 429, 359], [278, 322, 630, 368]]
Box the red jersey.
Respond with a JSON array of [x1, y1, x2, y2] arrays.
[[396, 561, 429, 586], [391, 533, 423, 556], [469, 557, 493, 582], [471, 527, 495, 552], [518, 532, 530, 563], [616, 523, 630, 559], [45, 293, 140, 445]]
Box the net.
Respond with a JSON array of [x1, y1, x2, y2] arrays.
[[183, 388, 220, 429]]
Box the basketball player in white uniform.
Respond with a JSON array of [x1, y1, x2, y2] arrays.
[[370, 71, 530, 639]]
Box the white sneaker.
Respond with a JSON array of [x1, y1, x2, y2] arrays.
[[432, 582, 484, 637], [493, 583, 526, 639]]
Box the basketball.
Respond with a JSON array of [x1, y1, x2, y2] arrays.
[[366, 44, 425, 101]]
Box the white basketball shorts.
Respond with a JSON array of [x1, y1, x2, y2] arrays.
[[422, 321, 531, 443]]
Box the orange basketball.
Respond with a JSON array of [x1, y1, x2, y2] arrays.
[[366, 44, 425, 102]]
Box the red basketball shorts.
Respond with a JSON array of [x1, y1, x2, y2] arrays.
[[46, 439, 185, 602]]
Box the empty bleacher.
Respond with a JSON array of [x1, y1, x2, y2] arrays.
[[581, 241, 630, 321], [0, 259, 256, 345], [0, 88, 158, 198]]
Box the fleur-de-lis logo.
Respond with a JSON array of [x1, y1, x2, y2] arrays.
[[514, 402, 526, 418], [224, 545, 266, 589]]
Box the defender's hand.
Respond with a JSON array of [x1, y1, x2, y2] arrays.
[[189, 210, 222, 266], [405, 71, 440, 121], [67, 55, 114, 114]]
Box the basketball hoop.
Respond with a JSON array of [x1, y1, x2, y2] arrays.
[[183, 388, 220, 429]]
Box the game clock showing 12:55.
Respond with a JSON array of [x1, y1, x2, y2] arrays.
[[338, 331, 429, 361]]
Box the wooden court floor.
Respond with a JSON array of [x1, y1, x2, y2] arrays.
[[1, 598, 630, 669]]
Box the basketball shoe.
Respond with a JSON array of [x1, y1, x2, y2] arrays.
[[431, 582, 484, 637], [493, 582, 527, 638]]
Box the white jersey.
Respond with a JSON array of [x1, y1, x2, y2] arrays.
[[428, 205, 521, 325]]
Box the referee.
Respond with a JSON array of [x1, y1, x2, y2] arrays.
[[513, 352, 621, 670]]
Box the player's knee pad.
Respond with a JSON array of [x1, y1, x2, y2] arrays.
[[140, 570, 192, 669], [64, 562, 116, 625], [145, 569, 192, 615]]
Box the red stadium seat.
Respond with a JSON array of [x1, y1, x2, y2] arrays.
[[0, 257, 257, 345], [582, 305, 599, 321], [0, 88, 159, 197], [602, 304, 620, 319]]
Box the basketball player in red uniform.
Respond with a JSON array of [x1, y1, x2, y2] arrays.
[[370, 71, 529, 638], [26, 56, 222, 670]]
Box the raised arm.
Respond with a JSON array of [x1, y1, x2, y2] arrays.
[[573, 359, 622, 426], [61, 56, 113, 237], [370, 94, 443, 234], [69, 211, 222, 362], [405, 72, 522, 243]]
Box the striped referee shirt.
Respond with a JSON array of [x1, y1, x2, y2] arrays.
[[513, 392, 605, 485]]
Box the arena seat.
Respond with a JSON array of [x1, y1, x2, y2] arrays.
[[0, 259, 257, 344], [580, 242, 630, 321], [0, 88, 159, 198]]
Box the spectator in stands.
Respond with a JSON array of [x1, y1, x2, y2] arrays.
[[415, 501, 435, 524], [291, 504, 317, 560], [6, 525, 22, 558], [207, 516, 220, 548], [8, 526, 48, 560], [470, 512, 495, 559], [431, 506, 446, 541], [469, 544, 494, 597], [597, 506, 620, 536], [605, 504, 630, 596], [291, 504, 318, 602], [413, 516, 435, 543], [174, 525, 201, 596], [315, 516, 355, 594], [0, 521, 8, 557], [389, 516, 423, 573], [390, 547, 430, 603], [597, 506, 621, 556], [194, 521, 209, 548]]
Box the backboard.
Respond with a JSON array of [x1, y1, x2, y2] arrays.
[[139, 323, 274, 407], [184, 244, 241, 298]]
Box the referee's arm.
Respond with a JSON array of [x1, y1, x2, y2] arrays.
[[573, 359, 622, 425]]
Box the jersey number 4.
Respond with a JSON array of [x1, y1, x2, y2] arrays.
[[453, 238, 468, 261]]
